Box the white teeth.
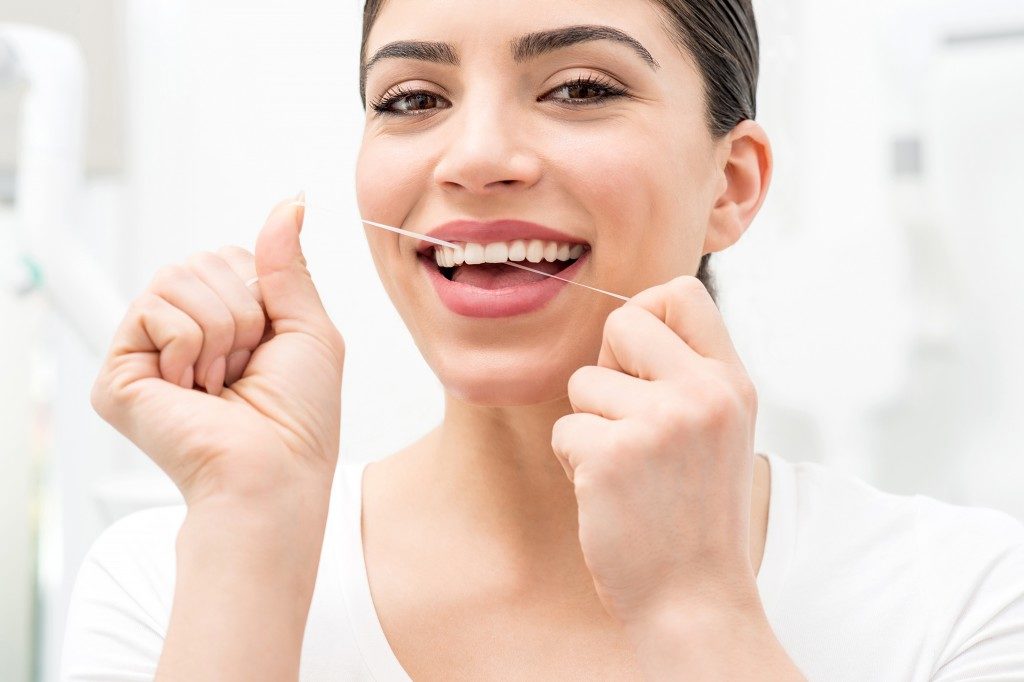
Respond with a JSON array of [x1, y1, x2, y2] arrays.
[[432, 238, 586, 267], [483, 242, 508, 263], [526, 239, 545, 263], [543, 241, 558, 262], [508, 239, 527, 261], [463, 243, 485, 265]]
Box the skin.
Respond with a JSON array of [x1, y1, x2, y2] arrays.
[[88, 0, 805, 679]]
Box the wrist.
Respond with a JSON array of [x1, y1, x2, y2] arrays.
[[623, 586, 766, 652], [624, 592, 804, 681], [178, 485, 332, 583], [159, 488, 333, 680]]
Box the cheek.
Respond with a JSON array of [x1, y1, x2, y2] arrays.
[[355, 136, 431, 223], [549, 121, 705, 282]]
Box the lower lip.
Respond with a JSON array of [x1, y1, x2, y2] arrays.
[[419, 251, 590, 318]]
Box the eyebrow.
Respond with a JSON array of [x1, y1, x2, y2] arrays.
[[361, 24, 660, 96]]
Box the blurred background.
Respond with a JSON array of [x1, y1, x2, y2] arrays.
[[1, 0, 1022, 679]]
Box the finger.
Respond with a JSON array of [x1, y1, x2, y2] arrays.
[[567, 365, 653, 420], [551, 411, 613, 483], [254, 196, 339, 348], [217, 245, 261, 308], [149, 265, 235, 393], [597, 304, 698, 380], [186, 251, 267, 353], [626, 275, 740, 364], [110, 292, 203, 388], [217, 244, 274, 349], [223, 348, 252, 387]]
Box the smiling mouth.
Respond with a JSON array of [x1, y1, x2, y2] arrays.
[[425, 239, 589, 288]]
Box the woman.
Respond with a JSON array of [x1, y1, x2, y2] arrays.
[[62, 0, 1024, 680]]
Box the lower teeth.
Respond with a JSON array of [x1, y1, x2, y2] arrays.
[[441, 259, 579, 282]]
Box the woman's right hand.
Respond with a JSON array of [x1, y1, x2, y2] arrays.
[[90, 196, 346, 506]]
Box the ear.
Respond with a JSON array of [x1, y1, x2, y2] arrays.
[[703, 120, 773, 254]]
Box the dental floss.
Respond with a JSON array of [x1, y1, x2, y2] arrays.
[[243, 200, 629, 302]]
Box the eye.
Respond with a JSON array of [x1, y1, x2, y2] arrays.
[[370, 85, 451, 117], [369, 74, 630, 118], [543, 74, 629, 106]]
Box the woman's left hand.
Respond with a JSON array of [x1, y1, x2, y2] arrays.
[[552, 274, 761, 631]]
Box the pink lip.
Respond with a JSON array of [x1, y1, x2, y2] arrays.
[[418, 250, 590, 318], [415, 219, 587, 255]]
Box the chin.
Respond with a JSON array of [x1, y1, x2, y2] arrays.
[[435, 359, 576, 407]]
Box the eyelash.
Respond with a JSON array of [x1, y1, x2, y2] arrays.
[[369, 74, 630, 117]]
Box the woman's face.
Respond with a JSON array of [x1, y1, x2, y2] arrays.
[[356, 0, 725, 406]]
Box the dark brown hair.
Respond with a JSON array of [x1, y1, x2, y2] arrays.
[[358, 1, 760, 303]]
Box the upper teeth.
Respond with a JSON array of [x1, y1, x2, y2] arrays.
[[433, 240, 585, 268]]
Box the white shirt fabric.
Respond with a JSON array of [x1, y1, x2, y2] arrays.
[[60, 451, 1024, 681]]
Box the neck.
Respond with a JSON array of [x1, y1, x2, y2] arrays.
[[422, 392, 584, 563], [387, 391, 770, 589]]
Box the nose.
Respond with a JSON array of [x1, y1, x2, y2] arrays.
[[432, 99, 542, 195]]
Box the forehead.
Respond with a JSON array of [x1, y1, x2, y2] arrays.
[[364, 0, 677, 64]]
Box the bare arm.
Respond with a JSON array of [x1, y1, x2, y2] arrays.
[[88, 197, 345, 680], [626, 598, 806, 681], [156, 489, 329, 681]]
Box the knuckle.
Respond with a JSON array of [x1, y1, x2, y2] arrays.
[[216, 244, 254, 261], [702, 382, 739, 427], [89, 376, 110, 417], [649, 398, 687, 431], [150, 264, 189, 291], [736, 376, 758, 412], [603, 305, 636, 337], [128, 292, 160, 316], [565, 365, 593, 400], [206, 312, 235, 344], [180, 318, 204, 349], [238, 305, 266, 335], [185, 250, 220, 271], [672, 274, 705, 296], [550, 414, 576, 456]]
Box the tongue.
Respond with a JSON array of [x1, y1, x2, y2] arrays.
[[452, 260, 567, 289]]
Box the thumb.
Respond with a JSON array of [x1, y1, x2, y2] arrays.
[[254, 193, 333, 337]]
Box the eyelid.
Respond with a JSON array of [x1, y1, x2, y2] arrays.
[[369, 79, 450, 108], [371, 71, 630, 117]]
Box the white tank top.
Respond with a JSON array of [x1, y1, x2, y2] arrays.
[[60, 452, 1024, 680]]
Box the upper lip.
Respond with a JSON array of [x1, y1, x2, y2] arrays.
[[415, 220, 588, 255]]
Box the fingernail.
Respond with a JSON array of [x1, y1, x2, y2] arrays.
[[206, 356, 227, 396], [179, 365, 194, 389], [294, 190, 306, 232], [225, 349, 252, 386]]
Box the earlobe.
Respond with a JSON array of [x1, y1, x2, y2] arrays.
[[702, 120, 773, 254]]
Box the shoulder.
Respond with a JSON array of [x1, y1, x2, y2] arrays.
[[770, 455, 922, 542], [60, 506, 187, 681], [773, 454, 1024, 636], [767, 453, 1023, 599], [911, 496, 1024, 675], [69, 505, 188, 616], [76, 505, 187, 595], [776, 453, 1024, 561], [78, 501, 187, 581], [910, 493, 1024, 617]]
